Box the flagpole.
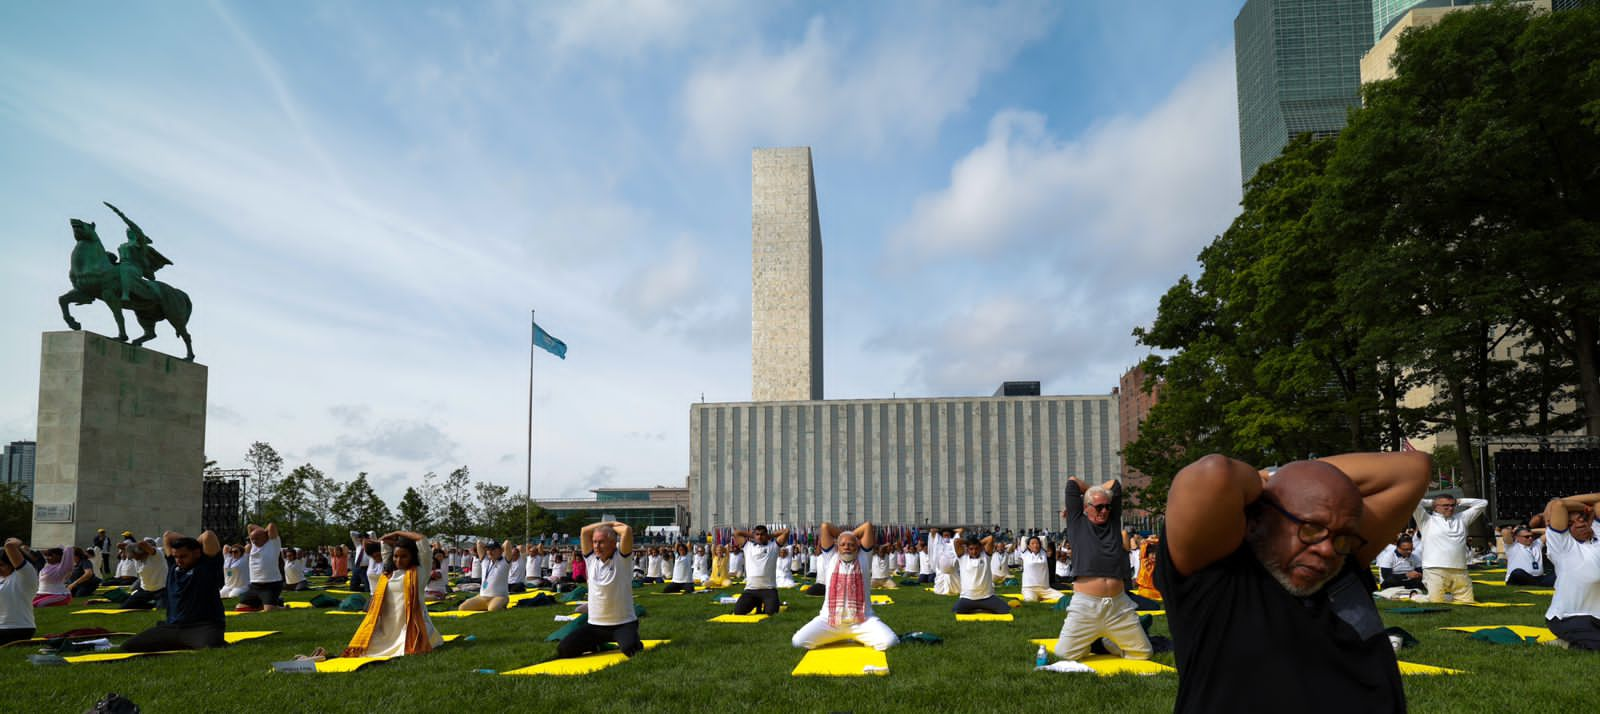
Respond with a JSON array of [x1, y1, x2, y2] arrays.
[[525, 309, 534, 550]]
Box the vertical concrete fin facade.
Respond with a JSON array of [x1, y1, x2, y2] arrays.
[[32, 331, 207, 546], [752, 146, 823, 402]]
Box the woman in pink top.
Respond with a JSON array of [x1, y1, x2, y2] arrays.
[[34, 545, 75, 607]]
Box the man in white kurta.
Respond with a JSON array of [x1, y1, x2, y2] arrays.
[[792, 522, 897, 651]]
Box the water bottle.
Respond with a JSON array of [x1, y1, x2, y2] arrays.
[[473, 668, 497, 675], [1035, 645, 1048, 668]]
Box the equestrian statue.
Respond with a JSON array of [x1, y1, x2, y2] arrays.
[[59, 202, 195, 361]]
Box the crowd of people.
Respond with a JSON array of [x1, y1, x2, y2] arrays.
[[2, 450, 1598, 711]]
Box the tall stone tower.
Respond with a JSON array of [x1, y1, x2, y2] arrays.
[[751, 147, 823, 402]]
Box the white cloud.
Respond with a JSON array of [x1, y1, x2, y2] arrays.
[[535, 0, 744, 60], [612, 236, 710, 326], [679, 2, 1057, 156], [888, 47, 1241, 271], [868, 47, 1242, 397]]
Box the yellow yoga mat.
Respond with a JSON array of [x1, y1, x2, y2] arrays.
[[1026, 640, 1174, 676], [432, 610, 487, 618], [64, 650, 189, 664], [326, 611, 365, 616], [1398, 661, 1466, 675], [224, 631, 278, 644], [1138, 610, 1166, 617], [1440, 625, 1557, 643], [315, 657, 391, 673], [1519, 589, 1556, 596], [709, 614, 769, 623], [72, 609, 146, 615], [500, 640, 669, 677], [871, 595, 894, 605], [324, 589, 364, 596], [1444, 601, 1532, 608], [791, 643, 888, 677], [956, 613, 1013, 622], [1470, 580, 1507, 587]]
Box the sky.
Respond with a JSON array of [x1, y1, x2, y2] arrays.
[[0, 1, 1244, 507]]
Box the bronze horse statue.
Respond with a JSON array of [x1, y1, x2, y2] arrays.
[[59, 206, 195, 360]]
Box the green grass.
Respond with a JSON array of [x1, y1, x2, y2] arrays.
[[6, 577, 1591, 713]]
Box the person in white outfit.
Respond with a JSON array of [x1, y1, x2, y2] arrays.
[[1413, 493, 1488, 603], [791, 521, 897, 651], [1018, 536, 1063, 602], [1542, 491, 1600, 650]]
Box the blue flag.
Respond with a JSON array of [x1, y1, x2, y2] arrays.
[[533, 320, 567, 360]]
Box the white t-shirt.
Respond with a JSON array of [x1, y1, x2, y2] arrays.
[[585, 551, 636, 626], [480, 556, 510, 598], [222, 554, 249, 593], [647, 555, 665, 579], [1544, 528, 1600, 620], [871, 555, 894, 580], [1505, 541, 1544, 581], [509, 555, 527, 585], [1375, 544, 1399, 570], [284, 559, 307, 586], [917, 551, 933, 575], [366, 560, 386, 594], [671, 553, 693, 584], [0, 561, 39, 630], [957, 554, 994, 600], [552, 559, 569, 580], [426, 569, 448, 596], [1020, 550, 1050, 588], [730, 551, 745, 576], [743, 541, 779, 589], [991, 550, 1008, 580], [137, 555, 167, 592], [1413, 499, 1487, 569], [117, 557, 137, 578], [249, 537, 283, 583]]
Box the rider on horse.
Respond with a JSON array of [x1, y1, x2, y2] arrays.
[[105, 202, 171, 303]]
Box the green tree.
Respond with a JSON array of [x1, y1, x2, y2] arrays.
[[436, 466, 475, 537], [332, 473, 391, 534], [244, 441, 283, 520], [474, 481, 511, 533], [397, 487, 430, 532], [267, 464, 323, 543], [0, 483, 30, 541]]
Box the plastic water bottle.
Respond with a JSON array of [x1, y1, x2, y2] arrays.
[[473, 668, 497, 675], [1035, 645, 1048, 668]]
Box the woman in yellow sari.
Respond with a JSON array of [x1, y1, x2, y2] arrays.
[[342, 531, 443, 658], [707, 545, 731, 588]]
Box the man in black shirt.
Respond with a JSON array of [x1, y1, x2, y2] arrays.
[[123, 529, 226, 652], [1052, 478, 1151, 661], [1155, 452, 1429, 714]]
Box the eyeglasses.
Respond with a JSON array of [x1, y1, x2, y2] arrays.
[[1088, 504, 1111, 512], [1259, 497, 1367, 556]]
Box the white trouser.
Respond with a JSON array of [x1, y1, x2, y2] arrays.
[[1054, 592, 1152, 661], [1021, 585, 1063, 602], [791, 615, 899, 651], [933, 572, 955, 595]]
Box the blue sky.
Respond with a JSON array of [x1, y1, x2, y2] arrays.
[[0, 1, 1244, 506]]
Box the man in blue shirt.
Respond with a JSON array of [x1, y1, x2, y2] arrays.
[[123, 529, 226, 652]]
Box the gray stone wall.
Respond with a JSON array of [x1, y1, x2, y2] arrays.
[[751, 147, 823, 402], [32, 331, 207, 546], [689, 395, 1120, 530]]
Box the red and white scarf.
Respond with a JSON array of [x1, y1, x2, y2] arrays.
[[826, 555, 866, 627]]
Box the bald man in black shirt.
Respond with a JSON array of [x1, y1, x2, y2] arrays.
[[1155, 452, 1429, 714]]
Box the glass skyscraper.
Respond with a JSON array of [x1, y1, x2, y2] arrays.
[[1234, 0, 1374, 185]]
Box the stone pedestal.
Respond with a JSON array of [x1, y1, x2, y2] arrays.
[[32, 331, 207, 547]]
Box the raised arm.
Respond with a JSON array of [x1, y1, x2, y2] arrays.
[[1544, 492, 1600, 532], [773, 528, 791, 545], [855, 522, 875, 550], [199, 530, 221, 557], [475, 539, 487, 560], [1315, 452, 1431, 563], [503, 539, 517, 562], [613, 522, 633, 555], [1457, 496, 1489, 525], [731, 529, 752, 549], [266, 522, 279, 541], [980, 534, 995, 555], [1164, 454, 1265, 577], [581, 522, 601, 556], [818, 522, 840, 551]]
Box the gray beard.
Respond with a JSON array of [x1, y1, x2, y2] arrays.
[[839, 551, 859, 563], [1246, 527, 1325, 598]]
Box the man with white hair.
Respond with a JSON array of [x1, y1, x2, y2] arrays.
[[1413, 493, 1488, 603], [1053, 477, 1151, 661], [791, 521, 897, 651], [1156, 451, 1429, 713], [556, 521, 642, 658], [1542, 491, 1600, 650]]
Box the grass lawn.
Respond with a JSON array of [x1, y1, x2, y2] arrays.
[[6, 575, 1590, 713]]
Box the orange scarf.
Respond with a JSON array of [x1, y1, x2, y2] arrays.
[[342, 568, 432, 657]]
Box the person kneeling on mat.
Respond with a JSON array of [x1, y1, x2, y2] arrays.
[[458, 539, 514, 612], [557, 521, 643, 659], [733, 524, 789, 615], [951, 531, 1011, 614], [662, 543, 696, 594], [1053, 477, 1152, 661], [123, 530, 227, 652], [792, 521, 897, 651], [1542, 492, 1600, 650], [342, 531, 444, 658]]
